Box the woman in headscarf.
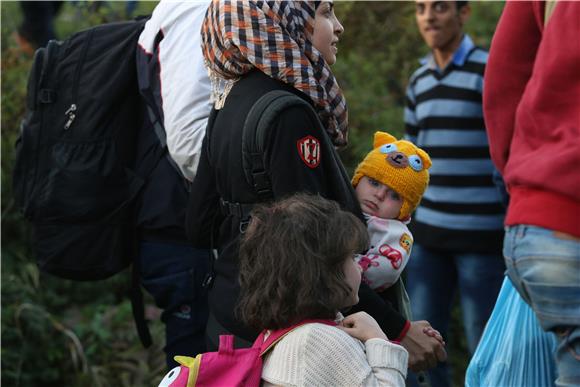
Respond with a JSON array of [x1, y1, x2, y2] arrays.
[[187, 1, 444, 370]]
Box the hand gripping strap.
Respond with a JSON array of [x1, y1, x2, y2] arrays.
[[259, 319, 337, 356]]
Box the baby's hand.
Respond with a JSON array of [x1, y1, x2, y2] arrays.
[[423, 326, 445, 346], [338, 312, 388, 342]]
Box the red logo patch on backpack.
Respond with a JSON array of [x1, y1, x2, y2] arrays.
[[297, 135, 321, 168]]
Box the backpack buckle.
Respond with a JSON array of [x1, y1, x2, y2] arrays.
[[220, 198, 243, 218], [39, 89, 56, 104], [252, 171, 271, 196]]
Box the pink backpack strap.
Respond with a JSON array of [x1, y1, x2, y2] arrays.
[[259, 319, 337, 356]]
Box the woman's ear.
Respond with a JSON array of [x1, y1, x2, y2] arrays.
[[373, 131, 398, 148]]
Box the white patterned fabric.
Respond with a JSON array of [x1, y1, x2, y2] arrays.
[[356, 215, 413, 292]]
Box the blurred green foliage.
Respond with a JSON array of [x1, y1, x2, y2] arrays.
[[1, 2, 166, 386], [1, 1, 504, 386], [334, 1, 504, 173]]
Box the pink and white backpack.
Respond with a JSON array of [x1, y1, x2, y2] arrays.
[[158, 320, 336, 387]]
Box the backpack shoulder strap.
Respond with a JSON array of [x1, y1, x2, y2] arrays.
[[259, 319, 337, 356], [205, 107, 220, 166], [221, 90, 318, 224], [242, 90, 316, 200]]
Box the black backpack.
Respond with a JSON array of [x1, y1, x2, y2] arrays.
[[12, 18, 166, 347], [13, 18, 162, 281]]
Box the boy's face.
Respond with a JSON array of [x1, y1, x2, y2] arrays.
[[355, 176, 403, 220], [415, 1, 469, 52]]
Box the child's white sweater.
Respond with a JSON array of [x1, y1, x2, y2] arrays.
[[262, 322, 408, 386]]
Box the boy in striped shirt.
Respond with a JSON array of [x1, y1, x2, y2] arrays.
[[403, 2, 505, 386]]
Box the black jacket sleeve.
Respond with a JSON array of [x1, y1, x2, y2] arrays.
[[266, 104, 358, 210]]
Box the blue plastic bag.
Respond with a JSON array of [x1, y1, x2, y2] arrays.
[[465, 276, 558, 387]]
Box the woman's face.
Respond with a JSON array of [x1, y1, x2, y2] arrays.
[[342, 254, 362, 307], [312, 1, 344, 65]]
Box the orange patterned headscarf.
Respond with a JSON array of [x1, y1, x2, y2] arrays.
[[201, 0, 348, 146]]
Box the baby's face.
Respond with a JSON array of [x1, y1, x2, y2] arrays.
[[355, 176, 403, 219]]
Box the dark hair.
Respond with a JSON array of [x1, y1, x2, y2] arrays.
[[237, 193, 369, 331], [456, 1, 468, 9]]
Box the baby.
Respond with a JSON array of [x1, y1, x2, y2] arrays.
[[352, 131, 431, 292]]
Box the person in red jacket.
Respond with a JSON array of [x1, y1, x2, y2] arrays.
[[483, 2, 580, 385]]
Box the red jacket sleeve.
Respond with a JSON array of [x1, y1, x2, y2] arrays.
[[483, 1, 544, 175]]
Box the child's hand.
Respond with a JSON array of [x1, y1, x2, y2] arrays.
[[423, 326, 445, 346], [338, 312, 388, 342]]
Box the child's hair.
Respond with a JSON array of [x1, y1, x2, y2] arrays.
[[237, 193, 369, 331]]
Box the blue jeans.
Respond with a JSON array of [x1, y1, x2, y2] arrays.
[[504, 225, 580, 387], [405, 244, 505, 387], [138, 240, 210, 368]]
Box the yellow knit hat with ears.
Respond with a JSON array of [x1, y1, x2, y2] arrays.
[[352, 131, 432, 221]]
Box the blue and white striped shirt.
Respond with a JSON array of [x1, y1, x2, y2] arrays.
[[404, 35, 504, 253]]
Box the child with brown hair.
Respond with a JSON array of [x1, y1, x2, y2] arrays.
[[238, 193, 408, 386]]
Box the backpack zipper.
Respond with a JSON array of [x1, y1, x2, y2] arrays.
[[64, 103, 77, 130], [64, 28, 94, 130]]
